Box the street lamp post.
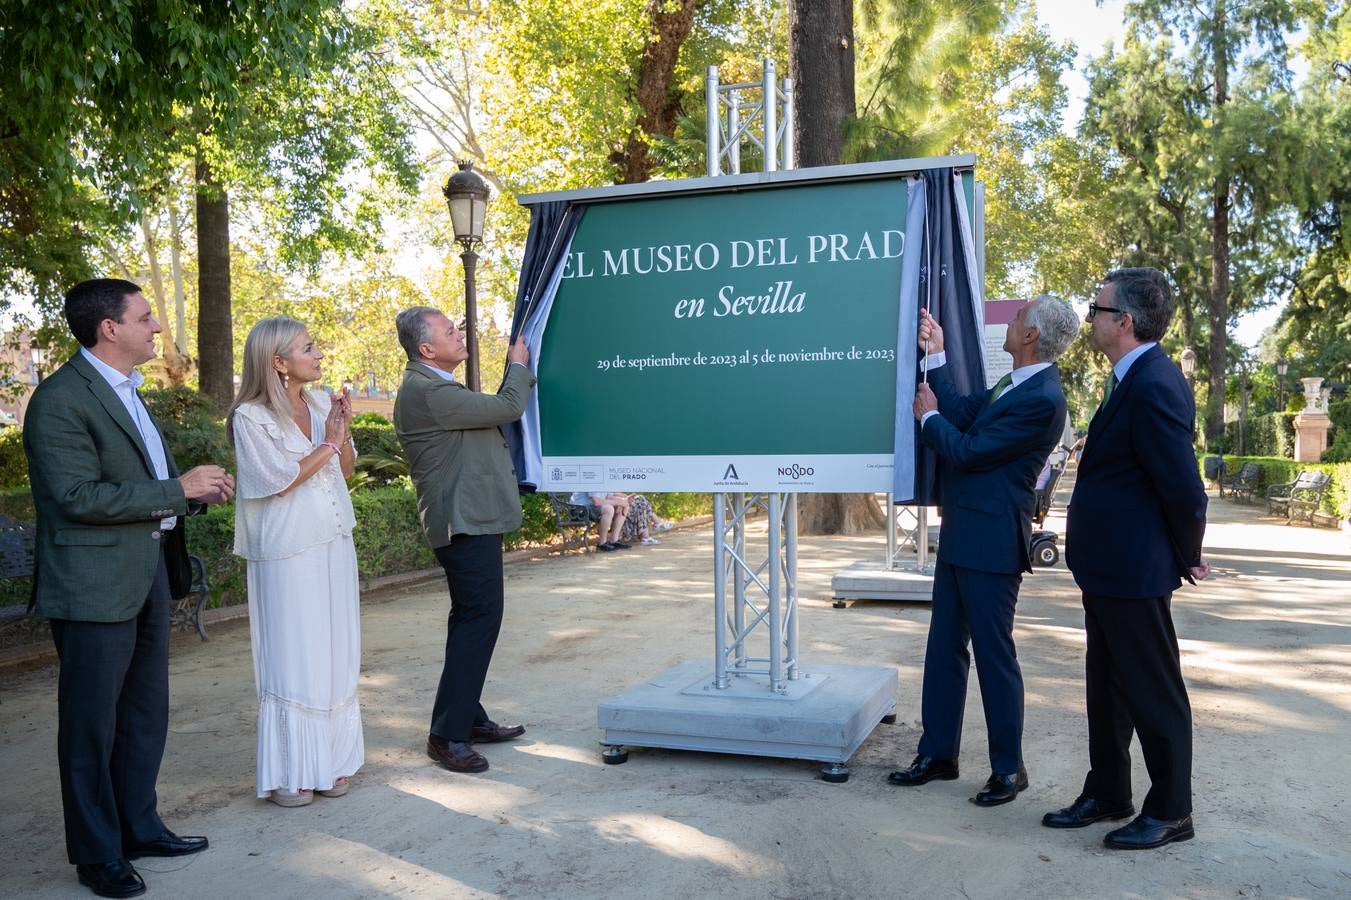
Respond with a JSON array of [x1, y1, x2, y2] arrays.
[[1179, 348, 1197, 440], [1276, 356, 1288, 411], [1238, 364, 1251, 456], [1179, 347, 1197, 391], [443, 160, 490, 392]]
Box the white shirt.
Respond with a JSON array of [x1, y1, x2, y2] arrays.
[[423, 363, 456, 382], [80, 347, 176, 529], [419, 361, 529, 383], [231, 393, 355, 561], [918, 352, 1053, 427]]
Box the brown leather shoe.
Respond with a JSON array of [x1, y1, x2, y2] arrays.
[[427, 735, 489, 773], [471, 721, 526, 743]]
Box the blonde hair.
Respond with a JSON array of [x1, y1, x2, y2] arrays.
[[226, 315, 315, 443]]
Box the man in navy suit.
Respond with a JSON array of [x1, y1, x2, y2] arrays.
[[888, 295, 1077, 806], [1044, 267, 1209, 850]]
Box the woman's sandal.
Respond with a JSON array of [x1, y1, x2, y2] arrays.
[[268, 788, 314, 808], [317, 777, 350, 798]]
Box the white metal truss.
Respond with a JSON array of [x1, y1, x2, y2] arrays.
[[713, 493, 799, 693], [706, 60, 794, 177], [885, 498, 934, 573], [702, 62, 800, 696]]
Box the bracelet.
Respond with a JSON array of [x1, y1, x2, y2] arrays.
[[320, 441, 341, 456]]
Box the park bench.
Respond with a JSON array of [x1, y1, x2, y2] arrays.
[[1267, 471, 1333, 526], [0, 516, 213, 648], [0, 518, 42, 651], [1220, 462, 1261, 503], [547, 494, 597, 553]]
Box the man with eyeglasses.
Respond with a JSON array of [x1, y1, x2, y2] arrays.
[[1043, 267, 1210, 850], [888, 295, 1076, 808]]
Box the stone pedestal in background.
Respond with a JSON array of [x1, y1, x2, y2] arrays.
[[1294, 377, 1331, 462]]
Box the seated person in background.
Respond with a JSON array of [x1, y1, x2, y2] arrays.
[[621, 494, 669, 545], [570, 491, 631, 551]]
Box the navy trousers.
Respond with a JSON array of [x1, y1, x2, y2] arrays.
[[430, 533, 505, 742], [1081, 592, 1193, 820], [917, 561, 1024, 774], [50, 556, 171, 865]]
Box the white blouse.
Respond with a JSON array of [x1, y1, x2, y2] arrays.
[[232, 393, 356, 561]]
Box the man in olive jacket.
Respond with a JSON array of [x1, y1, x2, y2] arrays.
[[25, 279, 233, 898], [394, 306, 535, 775]]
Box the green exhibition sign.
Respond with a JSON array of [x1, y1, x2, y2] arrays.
[[532, 170, 963, 492]]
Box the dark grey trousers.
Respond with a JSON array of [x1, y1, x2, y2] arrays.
[[429, 534, 504, 742], [50, 555, 171, 864]]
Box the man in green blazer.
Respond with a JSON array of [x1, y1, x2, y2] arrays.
[[25, 279, 234, 898], [394, 306, 535, 775]]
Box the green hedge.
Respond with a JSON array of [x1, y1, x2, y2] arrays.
[[1201, 455, 1351, 518], [1325, 398, 1351, 463], [141, 386, 235, 472], [0, 428, 27, 488], [2, 478, 714, 610], [1222, 412, 1295, 458], [350, 418, 408, 487]]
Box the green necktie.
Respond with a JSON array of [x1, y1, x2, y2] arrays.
[[987, 372, 1013, 407], [1095, 372, 1118, 417]]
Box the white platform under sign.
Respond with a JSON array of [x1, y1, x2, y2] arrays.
[[831, 562, 935, 605], [598, 659, 897, 773]]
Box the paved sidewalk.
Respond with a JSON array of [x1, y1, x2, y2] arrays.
[[1, 491, 1348, 898]]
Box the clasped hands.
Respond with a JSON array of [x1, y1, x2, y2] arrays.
[[324, 386, 354, 449]]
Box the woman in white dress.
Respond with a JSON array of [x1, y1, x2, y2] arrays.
[[227, 316, 364, 807]]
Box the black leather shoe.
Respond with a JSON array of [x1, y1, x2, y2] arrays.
[[427, 735, 489, 773], [1042, 796, 1136, 829], [1103, 814, 1195, 849], [471, 721, 526, 743], [76, 860, 145, 898], [124, 830, 209, 859], [971, 767, 1029, 806], [887, 754, 958, 786]]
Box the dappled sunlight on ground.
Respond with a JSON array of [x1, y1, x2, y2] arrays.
[[592, 813, 770, 872], [3, 487, 1351, 896], [513, 741, 607, 767]]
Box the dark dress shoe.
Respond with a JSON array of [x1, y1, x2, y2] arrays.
[[76, 859, 145, 898], [1104, 814, 1195, 849], [124, 830, 209, 858], [471, 721, 526, 743], [887, 754, 958, 786], [1042, 796, 1136, 829], [971, 767, 1029, 806], [427, 735, 489, 773]]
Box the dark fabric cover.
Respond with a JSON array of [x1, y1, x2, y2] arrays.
[[910, 168, 986, 507]]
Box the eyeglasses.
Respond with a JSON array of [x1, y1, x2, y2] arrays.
[[1086, 303, 1128, 320]]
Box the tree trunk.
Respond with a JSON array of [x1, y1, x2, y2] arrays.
[[789, 0, 880, 534], [796, 492, 887, 534], [168, 194, 189, 357], [138, 211, 189, 385], [195, 155, 234, 411], [616, 0, 701, 184], [790, 0, 855, 167], [1204, 0, 1230, 448]]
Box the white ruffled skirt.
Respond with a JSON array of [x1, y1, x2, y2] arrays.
[[247, 535, 365, 796]]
